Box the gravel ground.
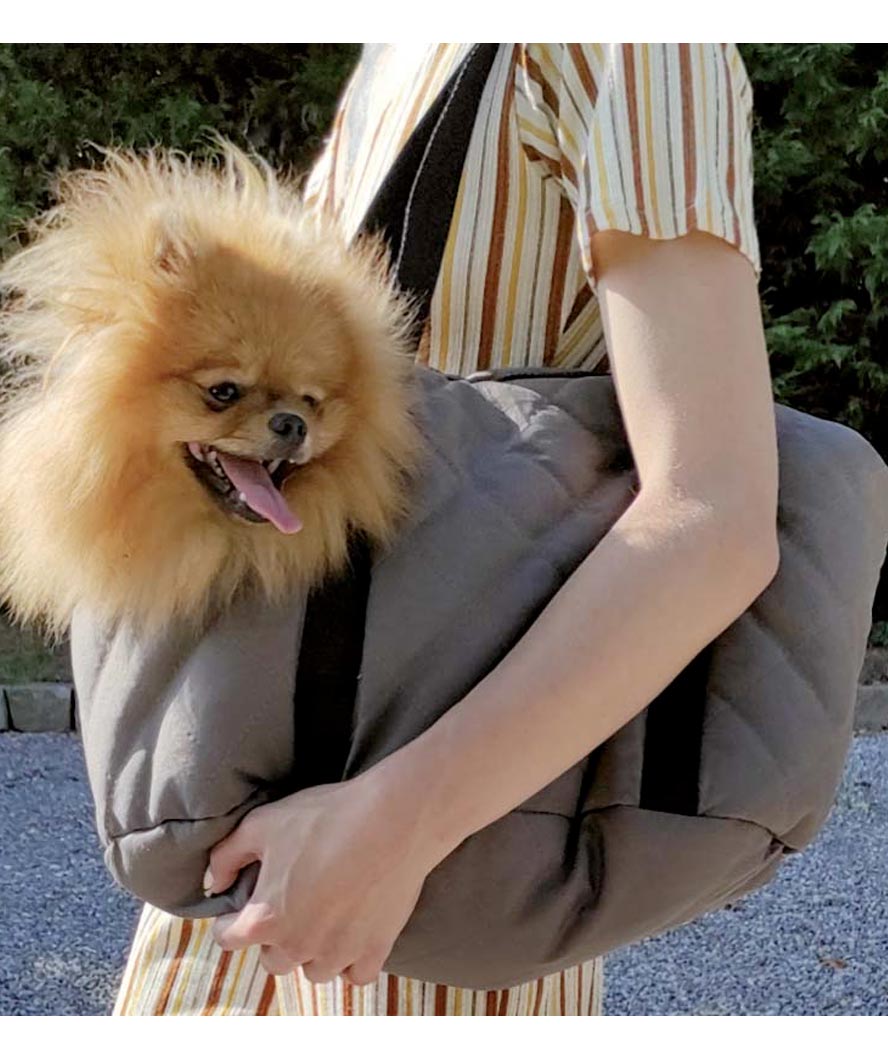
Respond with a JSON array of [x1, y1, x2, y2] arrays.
[[0, 732, 139, 1015], [1, 731, 886, 1016]]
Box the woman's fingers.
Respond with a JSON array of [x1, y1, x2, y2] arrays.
[[301, 958, 351, 984], [342, 955, 385, 986], [260, 944, 301, 976], [212, 900, 277, 950], [257, 942, 385, 985]]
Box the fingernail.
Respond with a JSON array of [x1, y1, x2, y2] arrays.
[[202, 865, 214, 896]]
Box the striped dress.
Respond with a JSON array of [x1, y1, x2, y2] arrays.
[[113, 42, 760, 1016]]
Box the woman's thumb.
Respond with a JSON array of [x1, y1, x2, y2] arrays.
[[204, 819, 261, 896]]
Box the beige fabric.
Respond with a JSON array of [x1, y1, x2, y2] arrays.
[[113, 904, 603, 1015]]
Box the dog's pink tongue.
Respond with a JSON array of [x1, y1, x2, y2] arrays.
[[216, 453, 302, 534]]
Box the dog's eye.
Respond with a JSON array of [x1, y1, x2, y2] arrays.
[[208, 382, 242, 405]]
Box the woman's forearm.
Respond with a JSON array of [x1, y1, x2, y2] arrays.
[[365, 489, 779, 867], [360, 232, 780, 873]]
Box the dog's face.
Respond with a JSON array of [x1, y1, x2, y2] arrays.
[[140, 239, 362, 535], [0, 146, 422, 636]]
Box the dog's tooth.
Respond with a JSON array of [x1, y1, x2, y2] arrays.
[[238, 492, 247, 502], [206, 449, 225, 477], [268, 458, 282, 474], [187, 441, 205, 462]]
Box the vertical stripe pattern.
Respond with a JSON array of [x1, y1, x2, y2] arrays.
[[114, 905, 278, 1016], [112, 42, 759, 1017], [113, 904, 604, 1016]]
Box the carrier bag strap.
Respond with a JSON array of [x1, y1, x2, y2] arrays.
[[360, 44, 501, 326], [288, 529, 374, 793], [291, 45, 500, 788]]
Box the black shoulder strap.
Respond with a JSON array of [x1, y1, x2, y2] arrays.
[[290, 45, 500, 789], [289, 530, 373, 792], [360, 44, 500, 331]]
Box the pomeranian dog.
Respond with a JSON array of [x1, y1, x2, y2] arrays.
[[0, 144, 423, 640]]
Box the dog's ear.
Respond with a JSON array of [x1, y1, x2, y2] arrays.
[[152, 210, 197, 276]]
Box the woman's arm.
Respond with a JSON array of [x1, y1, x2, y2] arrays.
[[372, 228, 780, 856], [207, 229, 780, 983]]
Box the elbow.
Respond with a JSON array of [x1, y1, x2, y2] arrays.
[[695, 473, 781, 599], [669, 485, 781, 603], [739, 525, 781, 595], [734, 486, 781, 591], [630, 479, 781, 607], [715, 506, 781, 608], [641, 478, 780, 588]]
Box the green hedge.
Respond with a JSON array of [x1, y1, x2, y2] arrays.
[[0, 43, 360, 239], [1, 43, 885, 625], [739, 45, 887, 458]]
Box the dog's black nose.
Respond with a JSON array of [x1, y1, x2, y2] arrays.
[[268, 413, 307, 443]]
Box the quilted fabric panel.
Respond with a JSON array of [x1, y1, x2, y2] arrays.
[[349, 366, 888, 838], [698, 404, 888, 846], [348, 368, 639, 823]]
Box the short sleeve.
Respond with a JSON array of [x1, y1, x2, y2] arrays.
[[520, 44, 761, 287]]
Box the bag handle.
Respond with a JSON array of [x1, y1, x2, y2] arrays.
[[290, 45, 500, 790]]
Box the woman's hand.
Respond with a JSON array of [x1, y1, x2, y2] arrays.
[[205, 769, 450, 985]]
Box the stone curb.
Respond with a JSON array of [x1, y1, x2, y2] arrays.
[[2, 683, 75, 733], [1, 681, 887, 734], [855, 683, 888, 733]]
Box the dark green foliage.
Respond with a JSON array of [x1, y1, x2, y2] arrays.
[[739, 44, 887, 452], [0, 44, 360, 246]]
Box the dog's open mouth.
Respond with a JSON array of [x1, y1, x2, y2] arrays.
[[183, 442, 303, 533]]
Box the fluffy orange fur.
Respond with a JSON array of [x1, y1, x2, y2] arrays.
[[0, 144, 424, 641]]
